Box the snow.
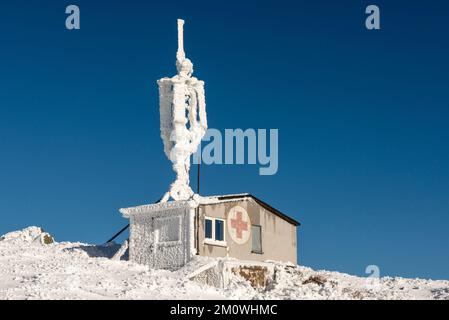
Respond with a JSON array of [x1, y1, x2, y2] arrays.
[[0, 226, 54, 246], [196, 194, 252, 205], [1, 227, 448, 300], [0, 227, 221, 300]]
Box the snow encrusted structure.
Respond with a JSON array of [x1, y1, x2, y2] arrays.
[[1, 227, 449, 300], [118, 19, 208, 270], [158, 19, 207, 202], [119, 194, 244, 270], [187, 259, 276, 289], [120, 200, 197, 270]]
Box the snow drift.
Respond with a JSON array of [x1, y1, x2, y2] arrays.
[[0, 227, 448, 300]]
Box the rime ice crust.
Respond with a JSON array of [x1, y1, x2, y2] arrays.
[[0, 226, 54, 245], [121, 200, 197, 270], [117, 19, 207, 270], [158, 19, 207, 202], [1, 226, 449, 299]]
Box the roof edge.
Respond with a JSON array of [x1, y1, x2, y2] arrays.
[[211, 194, 301, 227]]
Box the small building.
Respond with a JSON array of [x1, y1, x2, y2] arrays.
[[117, 21, 301, 271], [119, 194, 300, 270], [196, 194, 299, 263]]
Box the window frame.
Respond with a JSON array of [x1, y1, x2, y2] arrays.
[[204, 216, 227, 247], [251, 224, 263, 254], [204, 218, 213, 239]]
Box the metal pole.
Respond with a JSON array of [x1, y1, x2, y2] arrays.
[[195, 161, 201, 254], [197, 162, 200, 194], [106, 224, 129, 243], [106, 197, 162, 244]]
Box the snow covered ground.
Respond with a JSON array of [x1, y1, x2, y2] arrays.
[[0, 227, 448, 300]]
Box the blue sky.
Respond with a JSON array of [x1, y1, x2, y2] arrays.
[[0, 0, 448, 279]]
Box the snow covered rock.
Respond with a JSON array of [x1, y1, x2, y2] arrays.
[[0, 226, 54, 245], [0, 226, 448, 300]]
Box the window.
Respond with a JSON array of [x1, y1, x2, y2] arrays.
[[215, 219, 224, 241], [251, 225, 262, 254], [205, 219, 212, 239], [204, 217, 226, 246], [155, 216, 181, 242]]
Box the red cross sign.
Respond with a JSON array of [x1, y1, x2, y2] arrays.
[[227, 206, 251, 244], [230, 211, 248, 239]]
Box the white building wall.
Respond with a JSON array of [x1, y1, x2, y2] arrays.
[[121, 200, 197, 270]]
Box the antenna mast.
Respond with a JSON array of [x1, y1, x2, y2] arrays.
[[177, 19, 185, 62]]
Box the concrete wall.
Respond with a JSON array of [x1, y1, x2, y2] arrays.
[[197, 198, 297, 264]]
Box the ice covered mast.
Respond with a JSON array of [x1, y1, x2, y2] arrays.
[[158, 19, 207, 202]]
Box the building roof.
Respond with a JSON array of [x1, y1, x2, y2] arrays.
[[199, 193, 301, 227], [119, 193, 301, 227]]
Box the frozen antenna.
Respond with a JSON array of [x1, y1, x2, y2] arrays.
[[158, 19, 207, 202], [177, 19, 186, 62]]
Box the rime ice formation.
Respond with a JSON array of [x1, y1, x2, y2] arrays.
[[120, 200, 197, 270], [117, 19, 206, 270], [0, 226, 54, 245], [1, 227, 449, 299], [158, 19, 207, 202]]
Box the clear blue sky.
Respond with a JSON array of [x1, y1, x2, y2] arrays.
[[0, 0, 448, 280]]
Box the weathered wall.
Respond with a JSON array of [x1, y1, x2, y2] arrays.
[[188, 259, 276, 289], [197, 199, 297, 264]]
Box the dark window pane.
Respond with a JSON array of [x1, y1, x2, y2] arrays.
[[252, 225, 262, 253], [205, 219, 212, 239], [215, 220, 224, 241]]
